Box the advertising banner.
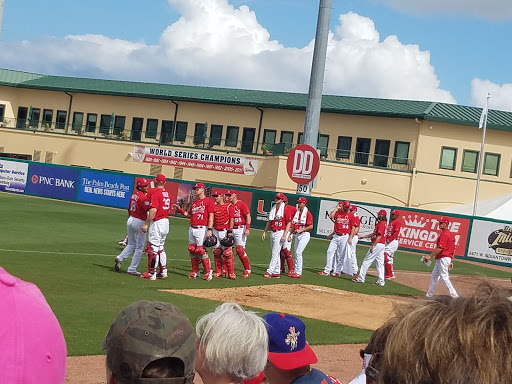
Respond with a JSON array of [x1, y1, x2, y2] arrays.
[[316, 200, 387, 243], [132, 145, 258, 176], [467, 219, 512, 266], [396, 210, 470, 257], [78, 170, 134, 208], [27, 163, 79, 200], [0, 160, 28, 193], [250, 190, 320, 231]]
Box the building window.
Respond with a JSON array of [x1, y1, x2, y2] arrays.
[[461, 150, 479, 173], [280, 131, 294, 151], [209, 124, 223, 146], [175, 121, 188, 142], [336, 136, 352, 159], [393, 141, 410, 164], [16, 106, 28, 128], [0, 104, 5, 121], [194, 123, 207, 145], [114, 116, 126, 136], [30, 108, 41, 128], [318, 134, 329, 159], [226, 126, 239, 147], [86, 113, 97, 133], [99, 114, 113, 135], [439, 147, 457, 170], [72, 112, 84, 132], [483, 153, 500, 176], [42, 109, 53, 128], [146, 118, 158, 139], [161, 120, 174, 143], [263, 129, 276, 151], [55, 110, 67, 130]]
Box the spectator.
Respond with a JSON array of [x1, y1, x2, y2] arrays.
[[379, 282, 512, 384], [103, 300, 195, 383], [262, 312, 342, 384], [0, 266, 67, 384], [195, 302, 268, 384]]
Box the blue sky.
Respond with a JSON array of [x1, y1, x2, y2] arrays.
[[1, 0, 512, 110]]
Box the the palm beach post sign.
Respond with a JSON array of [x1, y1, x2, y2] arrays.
[[132, 145, 258, 176]]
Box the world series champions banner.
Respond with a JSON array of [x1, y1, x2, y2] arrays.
[[131, 145, 258, 176]]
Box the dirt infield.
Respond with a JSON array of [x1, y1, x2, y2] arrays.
[[65, 267, 510, 383]]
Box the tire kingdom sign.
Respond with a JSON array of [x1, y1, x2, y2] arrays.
[[286, 144, 320, 184]]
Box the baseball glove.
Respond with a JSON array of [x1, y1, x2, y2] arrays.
[[203, 234, 218, 248], [220, 234, 235, 247]]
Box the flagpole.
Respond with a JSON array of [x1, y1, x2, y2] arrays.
[[472, 93, 490, 216]]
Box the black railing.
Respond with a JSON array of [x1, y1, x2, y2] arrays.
[[1, 118, 413, 171]]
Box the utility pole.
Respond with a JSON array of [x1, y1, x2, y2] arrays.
[[0, 0, 4, 41]]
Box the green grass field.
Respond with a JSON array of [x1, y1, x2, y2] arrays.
[[0, 193, 508, 355]]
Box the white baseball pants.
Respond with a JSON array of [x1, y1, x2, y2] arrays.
[[342, 235, 359, 276], [213, 229, 228, 249], [188, 226, 207, 246], [148, 218, 169, 267], [117, 216, 146, 273], [266, 229, 285, 274], [384, 239, 398, 264], [232, 226, 247, 247], [293, 232, 310, 276], [426, 257, 458, 298], [323, 234, 349, 274], [357, 243, 385, 285]]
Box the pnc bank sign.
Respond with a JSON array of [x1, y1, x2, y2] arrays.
[[286, 144, 320, 184]]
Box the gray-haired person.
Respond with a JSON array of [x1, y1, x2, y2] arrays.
[[103, 300, 196, 384], [195, 302, 268, 384]]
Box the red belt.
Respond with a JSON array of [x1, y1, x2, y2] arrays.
[[335, 233, 348, 236], [233, 225, 244, 229], [191, 225, 206, 229], [272, 229, 284, 232]]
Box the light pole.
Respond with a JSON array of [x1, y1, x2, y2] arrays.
[[0, 0, 5, 41]]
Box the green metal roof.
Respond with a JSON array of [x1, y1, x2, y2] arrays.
[[0, 68, 510, 131]]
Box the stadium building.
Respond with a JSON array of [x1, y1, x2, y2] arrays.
[[1, 68, 512, 211]]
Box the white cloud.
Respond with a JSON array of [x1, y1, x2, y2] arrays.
[[0, 0, 455, 104], [471, 79, 512, 112], [372, 0, 512, 21]]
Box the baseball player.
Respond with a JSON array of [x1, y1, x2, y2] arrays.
[[114, 178, 150, 276], [287, 196, 313, 278], [279, 195, 297, 274], [384, 209, 401, 279], [352, 209, 387, 286], [210, 191, 236, 280], [173, 183, 214, 281], [141, 174, 171, 280], [226, 190, 252, 278], [341, 205, 360, 277], [318, 200, 355, 276], [262, 192, 293, 278], [424, 217, 459, 298]]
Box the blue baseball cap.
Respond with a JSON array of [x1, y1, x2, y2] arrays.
[[262, 313, 317, 370]]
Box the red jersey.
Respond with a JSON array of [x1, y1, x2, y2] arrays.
[[150, 188, 171, 221], [333, 211, 354, 235], [270, 203, 294, 231], [436, 228, 456, 259], [293, 210, 314, 232], [128, 191, 150, 220], [352, 213, 361, 228], [213, 202, 231, 230], [188, 197, 214, 226], [371, 220, 387, 244], [229, 200, 250, 227], [386, 219, 401, 242]]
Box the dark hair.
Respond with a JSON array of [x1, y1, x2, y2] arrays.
[[114, 357, 186, 383]]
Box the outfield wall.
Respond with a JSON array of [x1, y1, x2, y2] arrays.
[[1, 157, 511, 267]]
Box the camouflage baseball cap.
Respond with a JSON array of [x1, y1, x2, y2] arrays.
[[103, 300, 195, 384]]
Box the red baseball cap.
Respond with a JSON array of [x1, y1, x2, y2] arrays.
[[155, 174, 166, 183], [212, 191, 223, 197], [342, 201, 351, 207], [137, 178, 149, 187], [378, 209, 387, 216], [297, 197, 307, 204], [391, 209, 399, 216], [193, 183, 206, 190], [275, 192, 286, 200], [244, 372, 265, 384], [438, 217, 450, 225], [350, 205, 357, 212]]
